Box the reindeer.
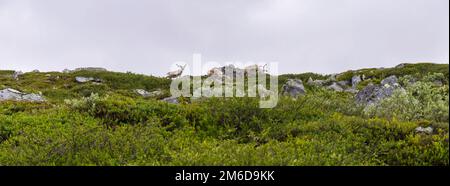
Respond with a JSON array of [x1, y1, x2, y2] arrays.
[[244, 64, 268, 74], [261, 64, 268, 73], [207, 67, 223, 76], [166, 64, 186, 79]]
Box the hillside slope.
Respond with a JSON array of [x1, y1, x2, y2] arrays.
[[0, 63, 448, 165]]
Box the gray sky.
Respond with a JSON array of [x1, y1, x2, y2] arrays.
[[0, 0, 448, 76]]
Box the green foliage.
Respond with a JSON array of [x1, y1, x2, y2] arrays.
[[71, 70, 171, 90], [337, 63, 449, 84], [364, 75, 449, 123]]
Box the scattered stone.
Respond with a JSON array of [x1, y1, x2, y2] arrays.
[[0, 88, 22, 100], [337, 80, 350, 87], [32, 69, 40, 73], [415, 126, 433, 134], [355, 76, 402, 105], [344, 88, 358, 94], [21, 93, 46, 102], [355, 84, 381, 104], [282, 79, 306, 97], [0, 88, 45, 102], [162, 97, 179, 104], [307, 77, 325, 87], [327, 82, 344, 92], [75, 77, 102, 83], [135, 89, 163, 97], [381, 75, 399, 86], [351, 75, 362, 88], [75, 77, 94, 83], [135, 89, 151, 97], [355, 75, 401, 104]]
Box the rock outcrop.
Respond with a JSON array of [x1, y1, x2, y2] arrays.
[[355, 75, 402, 105], [0, 88, 45, 102], [337, 80, 350, 87], [162, 97, 179, 104], [307, 77, 325, 87], [282, 79, 306, 97], [327, 82, 344, 92], [75, 77, 102, 83], [380, 75, 399, 86], [135, 89, 163, 97], [351, 75, 362, 88]]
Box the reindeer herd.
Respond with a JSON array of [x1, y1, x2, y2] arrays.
[[166, 64, 268, 79]]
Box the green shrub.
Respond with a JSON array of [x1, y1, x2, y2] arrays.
[[364, 81, 449, 122]]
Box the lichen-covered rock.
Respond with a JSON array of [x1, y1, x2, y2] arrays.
[[75, 77, 102, 83], [337, 80, 350, 87], [381, 75, 399, 86], [355, 76, 403, 105], [327, 82, 344, 92], [307, 77, 325, 87], [0, 88, 45, 102], [0, 88, 22, 100], [282, 79, 306, 97], [21, 93, 46, 102], [356, 84, 379, 104], [355, 84, 401, 105], [162, 97, 179, 104], [415, 126, 433, 134], [351, 75, 362, 88], [135, 89, 164, 98], [75, 77, 94, 83], [344, 88, 358, 94]]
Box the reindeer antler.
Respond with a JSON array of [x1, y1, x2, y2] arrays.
[[176, 64, 187, 70], [261, 64, 268, 73]]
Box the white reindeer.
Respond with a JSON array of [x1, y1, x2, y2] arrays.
[[244, 64, 268, 73], [207, 67, 223, 76], [261, 64, 268, 73], [166, 64, 186, 79]]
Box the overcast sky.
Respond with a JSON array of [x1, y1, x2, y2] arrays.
[[0, 0, 448, 76]]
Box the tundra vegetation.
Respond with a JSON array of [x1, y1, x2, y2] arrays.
[[0, 63, 448, 166]]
